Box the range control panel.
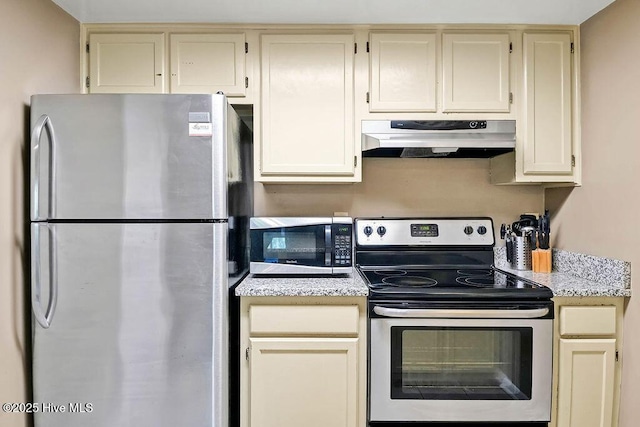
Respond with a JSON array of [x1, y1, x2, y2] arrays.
[[355, 218, 494, 247], [410, 223, 439, 238]]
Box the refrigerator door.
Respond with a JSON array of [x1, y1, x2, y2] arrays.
[[31, 222, 229, 427], [30, 94, 231, 220]]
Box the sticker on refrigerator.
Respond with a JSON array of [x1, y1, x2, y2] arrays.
[[189, 122, 213, 137]]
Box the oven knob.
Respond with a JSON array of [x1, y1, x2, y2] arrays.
[[377, 226, 387, 236], [464, 226, 474, 235], [363, 226, 373, 236], [477, 225, 487, 235]]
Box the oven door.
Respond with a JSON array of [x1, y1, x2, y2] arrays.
[[369, 303, 553, 423]]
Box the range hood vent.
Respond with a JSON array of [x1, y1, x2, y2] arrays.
[[362, 120, 516, 158]]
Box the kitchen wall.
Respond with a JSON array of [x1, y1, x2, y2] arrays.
[[255, 158, 544, 228], [545, 0, 639, 425], [0, 1, 79, 426]]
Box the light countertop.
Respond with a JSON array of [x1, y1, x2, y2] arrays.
[[235, 270, 369, 297], [494, 247, 631, 298], [236, 249, 631, 298]]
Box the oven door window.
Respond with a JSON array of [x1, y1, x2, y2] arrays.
[[252, 225, 328, 266], [390, 327, 533, 400]]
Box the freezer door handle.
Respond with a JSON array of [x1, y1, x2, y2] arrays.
[[31, 225, 58, 328], [30, 114, 57, 220]]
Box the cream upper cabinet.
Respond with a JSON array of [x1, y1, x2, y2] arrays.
[[169, 33, 246, 96], [88, 33, 165, 93], [368, 33, 437, 112], [240, 298, 366, 427], [259, 34, 356, 181], [442, 33, 511, 112], [551, 300, 623, 427], [491, 31, 579, 185], [522, 32, 573, 176]]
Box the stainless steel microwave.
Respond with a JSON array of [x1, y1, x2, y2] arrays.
[[250, 217, 353, 275]]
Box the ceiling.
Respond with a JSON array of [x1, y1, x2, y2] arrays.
[[51, 0, 615, 25]]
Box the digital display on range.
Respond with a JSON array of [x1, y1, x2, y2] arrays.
[[410, 224, 439, 237]]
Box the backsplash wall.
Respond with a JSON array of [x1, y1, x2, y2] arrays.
[[254, 158, 544, 230]]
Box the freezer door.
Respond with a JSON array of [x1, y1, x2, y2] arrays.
[[30, 94, 230, 220], [31, 222, 229, 427]]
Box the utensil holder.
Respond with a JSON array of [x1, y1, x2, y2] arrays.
[[510, 236, 532, 270]]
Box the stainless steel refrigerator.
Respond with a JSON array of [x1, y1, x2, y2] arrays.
[[29, 94, 253, 427]]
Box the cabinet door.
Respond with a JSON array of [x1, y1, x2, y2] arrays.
[[369, 33, 437, 112], [249, 337, 358, 427], [557, 338, 616, 427], [260, 34, 355, 177], [442, 33, 511, 112], [89, 33, 165, 93], [522, 32, 573, 175], [170, 33, 246, 96]]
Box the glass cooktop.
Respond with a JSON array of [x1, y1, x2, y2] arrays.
[[358, 267, 553, 300]]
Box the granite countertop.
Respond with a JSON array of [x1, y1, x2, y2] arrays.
[[494, 247, 631, 298], [235, 270, 369, 297], [236, 249, 631, 298]]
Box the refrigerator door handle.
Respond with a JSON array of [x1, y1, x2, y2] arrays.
[[31, 225, 58, 329], [30, 114, 56, 220]]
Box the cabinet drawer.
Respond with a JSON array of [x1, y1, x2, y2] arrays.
[[249, 305, 359, 336], [560, 306, 616, 337]]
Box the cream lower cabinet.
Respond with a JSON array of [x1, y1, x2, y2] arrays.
[[240, 297, 366, 427], [249, 338, 358, 427], [259, 34, 358, 182], [552, 299, 623, 427]]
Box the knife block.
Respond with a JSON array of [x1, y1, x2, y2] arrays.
[[532, 249, 552, 273]]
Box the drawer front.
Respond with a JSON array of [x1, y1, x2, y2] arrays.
[[249, 305, 359, 336], [560, 306, 617, 337]]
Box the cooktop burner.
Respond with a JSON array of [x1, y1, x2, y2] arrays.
[[381, 275, 438, 287], [354, 217, 553, 301], [359, 267, 552, 300]]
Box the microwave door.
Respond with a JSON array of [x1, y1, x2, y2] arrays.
[[248, 218, 353, 275], [250, 224, 332, 275]]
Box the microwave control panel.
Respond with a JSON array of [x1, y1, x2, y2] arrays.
[[333, 224, 352, 266]]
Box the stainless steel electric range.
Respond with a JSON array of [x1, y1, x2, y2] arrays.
[[355, 217, 553, 427]]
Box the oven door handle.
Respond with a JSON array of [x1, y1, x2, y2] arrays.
[[373, 305, 550, 319]]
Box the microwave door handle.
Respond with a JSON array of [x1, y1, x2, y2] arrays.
[[324, 225, 332, 266], [373, 306, 549, 319]]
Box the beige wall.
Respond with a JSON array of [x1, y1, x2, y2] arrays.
[[255, 158, 544, 228], [546, 0, 640, 425], [0, 0, 79, 426]]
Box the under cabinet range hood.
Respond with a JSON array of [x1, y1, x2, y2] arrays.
[[362, 120, 516, 158]]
